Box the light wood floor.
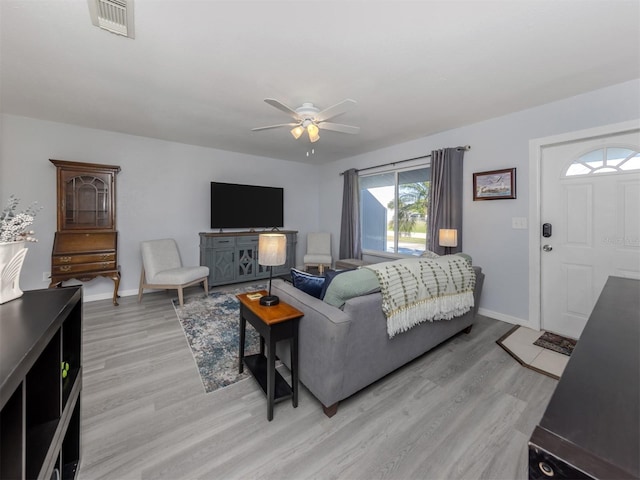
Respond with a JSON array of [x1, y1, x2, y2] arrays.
[[77, 286, 557, 480]]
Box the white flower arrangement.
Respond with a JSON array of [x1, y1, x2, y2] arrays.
[[0, 195, 42, 243]]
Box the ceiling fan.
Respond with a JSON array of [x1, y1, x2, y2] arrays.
[[251, 98, 360, 143]]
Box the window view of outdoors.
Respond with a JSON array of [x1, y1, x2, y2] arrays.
[[360, 167, 430, 255]]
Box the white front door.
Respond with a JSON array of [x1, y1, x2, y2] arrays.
[[540, 130, 640, 339]]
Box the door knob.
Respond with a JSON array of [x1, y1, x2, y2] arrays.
[[542, 245, 553, 252]]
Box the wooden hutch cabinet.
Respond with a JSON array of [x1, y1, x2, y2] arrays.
[[49, 160, 121, 305]]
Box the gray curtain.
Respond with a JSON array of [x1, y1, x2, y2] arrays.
[[339, 168, 362, 259], [428, 148, 465, 254]]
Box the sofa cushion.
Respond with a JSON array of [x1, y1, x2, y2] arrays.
[[290, 268, 325, 299], [320, 268, 353, 299], [455, 252, 472, 265], [323, 268, 381, 308], [421, 250, 473, 265]]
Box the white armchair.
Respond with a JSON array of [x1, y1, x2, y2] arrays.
[[303, 232, 332, 274], [138, 239, 209, 306]]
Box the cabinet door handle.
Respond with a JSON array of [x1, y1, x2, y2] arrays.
[[60, 256, 72, 263], [60, 265, 72, 272]]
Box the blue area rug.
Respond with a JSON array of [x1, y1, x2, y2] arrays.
[[172, 284, 265, 393]]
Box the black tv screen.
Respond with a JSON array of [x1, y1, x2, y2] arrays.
[[211, 182, 284, 229]]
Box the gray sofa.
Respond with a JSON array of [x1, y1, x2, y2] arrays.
[[272, 265, 485, 417]]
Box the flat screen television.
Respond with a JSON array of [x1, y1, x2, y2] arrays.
[[210, 182, 284, 229]]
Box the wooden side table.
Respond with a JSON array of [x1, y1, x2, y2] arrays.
[[237, 290, 303, 421]]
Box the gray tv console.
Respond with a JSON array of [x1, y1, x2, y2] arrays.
[[199, 230, 297, 287]]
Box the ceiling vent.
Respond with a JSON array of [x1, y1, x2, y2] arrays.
[[88, 0, 135, 38]]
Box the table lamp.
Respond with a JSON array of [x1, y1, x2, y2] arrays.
[[258, 233, 287, 306], [439, 228, 458, 255]]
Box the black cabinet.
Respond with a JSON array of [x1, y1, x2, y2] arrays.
[[0, 287, 82, 480], [528, 277, 639, 479]]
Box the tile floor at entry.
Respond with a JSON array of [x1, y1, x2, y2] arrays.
[[498, 326, 570, 379]]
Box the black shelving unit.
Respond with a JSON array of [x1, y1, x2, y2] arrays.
[[0, 287, 83, 480]]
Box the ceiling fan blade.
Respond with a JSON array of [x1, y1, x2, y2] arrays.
[[318, 122, 360, 134], [315, 99, 357, 122], [251, 123, 299, 131], [263, 98, 300, 119]]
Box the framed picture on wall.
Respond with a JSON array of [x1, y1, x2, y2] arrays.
[[473, 168, 516, 200]]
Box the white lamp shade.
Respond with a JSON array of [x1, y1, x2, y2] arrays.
[[258, 233, 286, 266], [438, 228, 458, 247]]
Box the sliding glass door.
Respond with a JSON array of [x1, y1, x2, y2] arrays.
[[360, 166, 430, 255]]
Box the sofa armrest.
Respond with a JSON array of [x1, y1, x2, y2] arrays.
[[271, 279, 352, 408]]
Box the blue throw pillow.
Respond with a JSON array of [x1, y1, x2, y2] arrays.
[[320, 268, 354, 299], [290, 268, 325, 299]]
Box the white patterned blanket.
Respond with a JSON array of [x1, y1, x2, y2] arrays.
[[364, 256, 476, 338]]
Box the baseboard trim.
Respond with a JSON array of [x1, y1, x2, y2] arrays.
[[85, 288, 139, 303], [477, 307, 532, 328]]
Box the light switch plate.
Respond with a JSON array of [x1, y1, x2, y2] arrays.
[[512, 217, 528, 229]]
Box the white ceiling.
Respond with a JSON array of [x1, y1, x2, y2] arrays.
[[1, 1, 639, 164]]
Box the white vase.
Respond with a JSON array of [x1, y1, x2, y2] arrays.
[[0, 240, 28, 304]]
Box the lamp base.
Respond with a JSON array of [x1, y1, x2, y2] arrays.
[[259, 295, 280, 306]]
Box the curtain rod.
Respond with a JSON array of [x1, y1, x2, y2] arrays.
[[340, 145, 471, 176]]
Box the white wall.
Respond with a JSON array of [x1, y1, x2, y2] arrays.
[[2, 79, 639, 321], [0, 115, 321, 301], [318, 79, 640, 327]]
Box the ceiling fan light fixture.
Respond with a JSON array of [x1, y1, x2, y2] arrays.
[[307, 123, 320, 142], [253, 98, 359, 144], [290, 125, 304, 139]]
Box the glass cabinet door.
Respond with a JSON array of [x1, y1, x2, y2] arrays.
[[51, 159, 120, 232], [61, 172, 112, 229]]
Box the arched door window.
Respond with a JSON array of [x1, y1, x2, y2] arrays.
[[564, 147, 640, 177]]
